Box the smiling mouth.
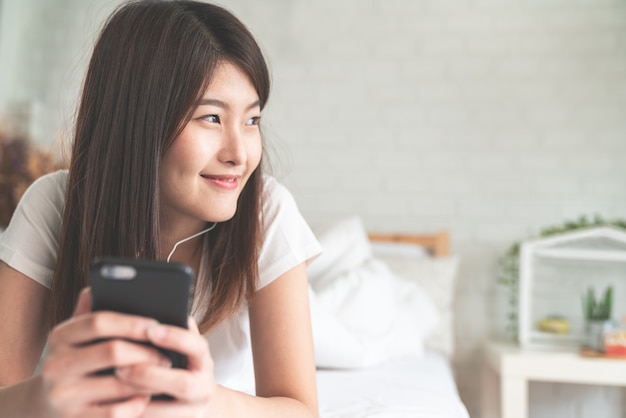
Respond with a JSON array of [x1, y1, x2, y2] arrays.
[[201, 174, 240, 190]]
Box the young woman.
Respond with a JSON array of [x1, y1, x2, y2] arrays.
[[0, 1, 321, 417]]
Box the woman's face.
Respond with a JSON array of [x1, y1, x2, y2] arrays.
[[159, 61, 262, 231]]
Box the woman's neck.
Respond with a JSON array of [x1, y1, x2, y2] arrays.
[[162, 235, 204, 267], [159, 218, 210, 264]]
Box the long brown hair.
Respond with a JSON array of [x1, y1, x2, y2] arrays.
[[50, 0, 271, 333]]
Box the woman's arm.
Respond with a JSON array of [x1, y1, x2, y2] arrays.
[[0, 261, 49, 385], [248, 262, 318, 417], [0, 261, 51, 416]]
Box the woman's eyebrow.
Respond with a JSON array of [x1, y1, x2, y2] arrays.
[[198, 98, 261, 111]]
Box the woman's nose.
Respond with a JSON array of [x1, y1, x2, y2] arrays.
[[218, 126, 246, 166]]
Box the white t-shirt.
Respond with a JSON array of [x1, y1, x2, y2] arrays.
[[0, 170, 321, 394]]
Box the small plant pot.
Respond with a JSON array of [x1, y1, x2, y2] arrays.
[[584, 320, 613, 352]]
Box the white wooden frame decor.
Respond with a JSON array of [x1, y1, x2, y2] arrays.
[[518, 227, 626, 349]]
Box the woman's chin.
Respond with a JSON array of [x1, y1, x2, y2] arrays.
[[207, 208, 237, 223]]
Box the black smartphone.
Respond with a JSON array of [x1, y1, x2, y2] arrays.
[[90, 257, 193, 399]]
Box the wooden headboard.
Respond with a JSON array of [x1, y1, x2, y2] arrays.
[[367, 231, 449, 258]]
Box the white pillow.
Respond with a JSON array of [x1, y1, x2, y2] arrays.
[[314, 258, 400, 338], [307, 217, 444, 368], [375, 254, 459, 358], [307, 217, 371, 289], [309, 284, 391, 369], [309, 261, 439, 368]]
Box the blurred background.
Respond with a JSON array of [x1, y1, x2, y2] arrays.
[[1, 0, 625, 416]]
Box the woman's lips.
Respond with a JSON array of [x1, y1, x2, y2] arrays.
[[201, 175, 239, 190]]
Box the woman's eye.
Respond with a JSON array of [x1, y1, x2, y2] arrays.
[[246, 116, 261, 126], [201, 114, 220, 123]]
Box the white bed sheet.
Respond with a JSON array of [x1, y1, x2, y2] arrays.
[[317, 350, 470, 418]]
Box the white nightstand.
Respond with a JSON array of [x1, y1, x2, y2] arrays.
[[481, 341, 626, 418]]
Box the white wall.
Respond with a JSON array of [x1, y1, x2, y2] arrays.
[[3, 0, 626, 416]]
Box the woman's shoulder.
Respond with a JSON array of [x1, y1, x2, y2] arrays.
[[257, 175, 321, 289], [262, 174, 288, 197], [261, 175, 297, 210], [21, 169, 68, 201], [0, 169, 68, 287], [15, 169, 68, 218], [261, 175, 304, 227]]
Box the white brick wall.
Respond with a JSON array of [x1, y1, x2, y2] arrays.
[[3, 0, 626, 416]]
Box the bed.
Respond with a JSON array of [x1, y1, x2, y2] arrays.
[[307, 217, 469, 418]]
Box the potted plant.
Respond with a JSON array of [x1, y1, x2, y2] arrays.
[[581, 286, 614, 351]]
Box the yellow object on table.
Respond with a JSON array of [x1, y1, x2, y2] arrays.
[[538, 317, 570, 334]]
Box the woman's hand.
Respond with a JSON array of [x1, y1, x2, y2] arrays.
[[41, 288, 172, 417], [115, 317, 219, 417]]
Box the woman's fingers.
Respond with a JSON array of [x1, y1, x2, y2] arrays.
[[47, 374, 152, 407], [42, 297, 175, 415], [73, 287, 93, 316], [49, 311, 158, 348], [81, 394, 150, 418], [43, 338, 170, 378], [116, 364, 211, 402], [188, 316, 200, 333], [146, 320, 211, 371], [114, 319, 216, 402], [42, 339, 167, 413]]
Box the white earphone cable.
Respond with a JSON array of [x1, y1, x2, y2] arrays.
[[166, 222, 217, 263]]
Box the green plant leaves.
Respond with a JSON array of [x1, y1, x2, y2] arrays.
[[581, 286, 612, 321]]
